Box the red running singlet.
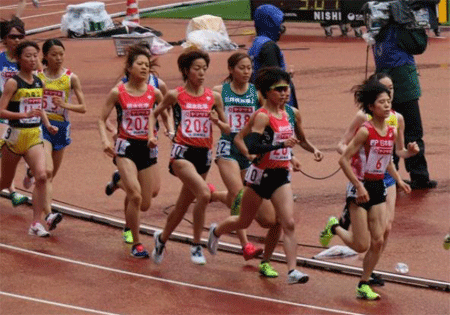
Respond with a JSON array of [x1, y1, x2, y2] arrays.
[[254, 107, 294, 170], [116, 84, 156, 141], [173, 86, 215, 149], [354, 121, 395, 181]]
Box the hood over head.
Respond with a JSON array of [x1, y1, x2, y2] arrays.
[[254, 4, 284, 41]]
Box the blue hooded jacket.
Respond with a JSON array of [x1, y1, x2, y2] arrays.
[[248, 5, 298, 107], [248, 4, 287, 80]]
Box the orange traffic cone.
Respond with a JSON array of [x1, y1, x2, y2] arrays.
[[124, 0, 139, 24]]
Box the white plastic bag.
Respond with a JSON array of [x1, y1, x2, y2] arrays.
[[182, 15, 238, 52], [61, 1, 114, 37], [182, 30, 238, 52], [151, 37, 173, 55], [313, 245, 358, 259]]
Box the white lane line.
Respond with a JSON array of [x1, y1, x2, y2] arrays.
[[0, 243, 364, 315], [0, 291, 121, 315]]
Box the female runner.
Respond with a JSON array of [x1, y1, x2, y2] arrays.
[[98, 45, 163, 258], [207, 67, 310, 284], [210, 52, 264, 261], [320, 73, 418, 286], [0, 16, 30, 207], [0, 41, 58, 236], [320, 80, 415, 300], [34, 38, 87, 230], [148, 49, 230, 265], [103, 41, 169, 245]]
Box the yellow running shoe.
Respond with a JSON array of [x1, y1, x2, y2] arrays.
[[356, 284, 380, 300], [259, 262, 279, 278], [231, 189, 243, 216], [319, 216, 339, 247], [123, 229, 133, 244], [443, 234, 450, 250]]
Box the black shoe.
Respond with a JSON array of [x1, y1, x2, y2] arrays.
[[368, 273, 385, 286], [338, 205, 351, 230], [404, 179, 437, 190], [105, 170, 121, 196], [324, 27, 332, 37], [434, 29, 441, 37]]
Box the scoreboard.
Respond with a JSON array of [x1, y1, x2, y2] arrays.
[[250, 0, 369, 23]]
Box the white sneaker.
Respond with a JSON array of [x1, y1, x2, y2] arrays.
[[45, 212, 63, 231], [23, 168, 35, 189], [28, 222, 50, 237], [151, 230, 165, 265], [190, 245, 206, 265], [287, 270, 309, 284], [207, 223, 219, 255]]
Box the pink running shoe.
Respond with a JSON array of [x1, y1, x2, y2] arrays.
[[242, 242, 263, 261]]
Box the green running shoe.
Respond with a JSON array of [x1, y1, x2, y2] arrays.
[[356, 284, 380, 300], [231, 189, 243, 216], [444, 234, 450, 250], [319, 216, 339, 247], [123, 229, 133, 244], [10, 192, 29, 207], [259, 262, 279, 278]]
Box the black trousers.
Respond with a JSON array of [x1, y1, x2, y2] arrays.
[[392, 99, 430, 181]]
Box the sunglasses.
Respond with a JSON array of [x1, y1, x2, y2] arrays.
[[270, 84, 289, 93], [7, 34, 25, 40]]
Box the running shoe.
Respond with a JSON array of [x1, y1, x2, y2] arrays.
[[151, 230, 165, 264], [131, 243, 149, 258], [105, 171, 120, 196], [287, 270, 309, 284], [319, 216, 339, 247], [23, 168, 35, 189], [242, 242, 263, 261], [45, 212, 63, 231], [324, 26, 332, 37], [207, 223, 219, 255], [339, 205, 351, 230], [356, 284, 380, 300], [32, 0, 39, 7], [354, 28, 363, 38], [368, 273, 385, 286], [259, 262, 278, 278], [190, 245, 206, 265], [123, 229, 133, 244], [28, 222, 50, 237], [443, 234, 450, 250], [10, 192, 29, 207], [231, 189, 243, 216]]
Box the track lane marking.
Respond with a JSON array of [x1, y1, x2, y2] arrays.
[[0, 243, 364, 315]]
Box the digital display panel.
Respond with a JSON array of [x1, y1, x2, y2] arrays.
[[250, 0, 368, 22]]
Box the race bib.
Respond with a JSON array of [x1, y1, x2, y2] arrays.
[[215, 139, 231, 157], [2, 126, 20, 145], [244, 164, 264, 185], [181, 110, 210, 138], [121, 108, 150, 137], [149, 146, 158, 159], [170, 143, 188, 159], [19, 97, 42, 125], [226, 106, 254, 133], [269, 132, 292, 161], [42, 89, 66, 116], [115, 138, 130, 155], [366, 147, 391, 176]]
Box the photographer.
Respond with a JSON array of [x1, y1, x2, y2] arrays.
[[371, 0, 437, 189]]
